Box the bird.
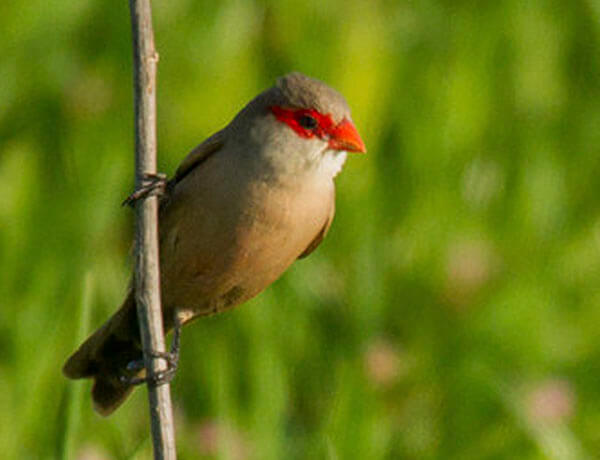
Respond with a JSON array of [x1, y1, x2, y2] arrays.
[[62, 72, 366, 416]]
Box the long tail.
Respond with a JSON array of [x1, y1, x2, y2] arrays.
[[63, 291, 143, 416]]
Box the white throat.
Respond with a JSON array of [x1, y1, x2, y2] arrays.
[[319, 150, 347, 178]]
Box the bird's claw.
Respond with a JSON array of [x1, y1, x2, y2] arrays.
[[120, 319, 182, 387], [124, 362, 178, 387], [122, 172, 167, 207]]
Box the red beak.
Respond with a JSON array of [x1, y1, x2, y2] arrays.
[[328, 119, 366, 153]]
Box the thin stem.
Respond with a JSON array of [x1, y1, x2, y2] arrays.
[[128, 0, 176, 458]]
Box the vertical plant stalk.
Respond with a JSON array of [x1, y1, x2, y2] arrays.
[[129, 0, 176, 458]]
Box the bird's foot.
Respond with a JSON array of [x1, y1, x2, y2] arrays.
[[120, 319, 182, 387], [123, 350, 179, 387], [122, 172, 167, 207]]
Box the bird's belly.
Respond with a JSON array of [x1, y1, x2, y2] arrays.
[[161, 174, 331, 321]]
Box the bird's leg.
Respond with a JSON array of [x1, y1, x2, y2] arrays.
[[121, 317, 182, 387], [122, 172, 168, 207]]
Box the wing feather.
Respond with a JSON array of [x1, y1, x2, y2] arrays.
[[298, 190, 335, 259], [174, 129, 226, 184]]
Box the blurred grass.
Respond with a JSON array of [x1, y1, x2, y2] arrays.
[[1, 0, 600, 458], [61, 273, 93, 460]]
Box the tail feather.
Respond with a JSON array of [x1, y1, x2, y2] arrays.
[[63, 291, 143, 416], [92, 375, 136, 416]]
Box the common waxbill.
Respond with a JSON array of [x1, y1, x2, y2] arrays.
[[63, 72, 366, 415]]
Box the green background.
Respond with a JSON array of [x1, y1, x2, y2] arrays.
[[1, 1, 599, 458]]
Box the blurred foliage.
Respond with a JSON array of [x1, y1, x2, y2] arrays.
[[1, 0, 600, 459]]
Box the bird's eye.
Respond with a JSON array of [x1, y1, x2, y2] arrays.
[[298, 114, 318, 130]]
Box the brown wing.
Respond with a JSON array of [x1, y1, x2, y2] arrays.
[[157, 129, 228, 322], [159, 129, 226, 249], [174, 129, 226, 184], [298, 191, 335, 259], [160, 129, 226, 213]]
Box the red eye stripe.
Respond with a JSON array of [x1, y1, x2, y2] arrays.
[[270, 106, 335, 140]]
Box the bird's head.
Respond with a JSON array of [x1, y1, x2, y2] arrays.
[[229, 73, 365, 178], [269, 72, 366, 154]]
